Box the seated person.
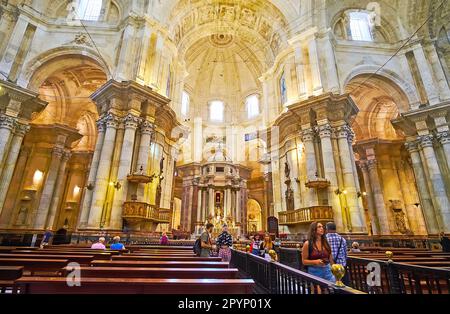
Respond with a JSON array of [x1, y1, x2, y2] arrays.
[[91, 237, 106, 249], [110, 236, 126, 250], [350, 242, 361, 253], [160, 232, 169, 245]]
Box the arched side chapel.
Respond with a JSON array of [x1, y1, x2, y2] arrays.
[[0, 0, 448, 240]]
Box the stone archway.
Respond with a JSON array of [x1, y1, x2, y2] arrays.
[[345, 73, 428, 236], [247, 198, 262, 233], [0, 53, 107, 231]]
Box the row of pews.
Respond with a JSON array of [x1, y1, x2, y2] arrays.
[[0, 245, 255, 294]]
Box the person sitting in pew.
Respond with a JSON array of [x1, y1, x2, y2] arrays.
[[91, 237, 106, 250], [110, 236, 125, 250], [351, 242, 361, 253], [160, 232, 169, 245]]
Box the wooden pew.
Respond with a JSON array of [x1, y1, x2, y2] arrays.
[[41, 248, 123, 255], [91, 260, 229, 268], [62, 266, 239, 279], [0, 258, 68, 274], [111, 255, 222, 262], [126, 252, 197, 257], [0, 254, 95, 265], [0, 266, 23, 293], [16, 277, 255, 294], [12, 250, 112, 260], [0, 246, 39, 253]]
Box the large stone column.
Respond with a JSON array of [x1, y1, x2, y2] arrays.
[[317, 123, 343, 231], [201, 188, 207, 223], [136, 120, 153, 199], [87, 113, 119, 228], [0, 122, 29, 215], [366, 159, 391, 234], [418, 135, 450, 232], [78, 117, 106, 228], [0, 115, 15, 171], [335, 124, 366, 232], [301, 127, 318, 206], [0, 6, 19, 59], [208, 186, 215, 219], [405, 141, 439, 234], [436, 131, 450, 172], [359, 161, 380, 235], [45, 151, 71, 229], [34, 146, 65, 229], [109, 114, 139, 230]]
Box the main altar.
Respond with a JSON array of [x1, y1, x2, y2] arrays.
[[177, 145, 252, 237]]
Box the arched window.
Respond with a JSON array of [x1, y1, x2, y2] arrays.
[[279, 71, 287, 106], [209, 100, 224, 122], [246, 94, 260, 119], [181, 91, 190, 117], [349, 12, 373, 41], [76, 0, 103, 21]]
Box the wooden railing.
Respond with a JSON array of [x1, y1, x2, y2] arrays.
[[122, 202, 170, 223], [230, 249, 364, 294], [346, 256, 450, 294], [274, 249, 450, 294], [278, 206, 333, 225]]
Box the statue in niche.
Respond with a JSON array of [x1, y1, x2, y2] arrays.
[[16, 207, 28, 225], [285, 187, 295, 212], [284, 160, 290, 179], [160, 156, 165, 173], [390, 200, 408, 234]]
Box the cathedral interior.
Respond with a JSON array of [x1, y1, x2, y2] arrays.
[[0, 0, 449, 245]]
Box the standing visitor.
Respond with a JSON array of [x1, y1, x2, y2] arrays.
[[160, 232, 169, 245], [200, 223, 215, 257], [325, 222, 348, 285], [216, 224, 233, 262], [260, 233, 274, 260], [301, 222, 335, 283], [39, 228, 53, 248], [251, 234, 261, 255]]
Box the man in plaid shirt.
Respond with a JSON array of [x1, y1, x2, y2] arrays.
[[325, 222, 347, 266]]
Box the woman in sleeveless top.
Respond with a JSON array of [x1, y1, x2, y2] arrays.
[[301, 222, 336, 283]]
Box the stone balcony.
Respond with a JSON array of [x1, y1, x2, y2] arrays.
[[279, 206, 333, 225]]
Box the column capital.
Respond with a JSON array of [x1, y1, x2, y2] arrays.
[[62, 151, 72, 162], [104, 113, 119, 129], [13, 122, 30, 137], [405, 140, 420, 153], [123, 113, 140, 129], [300, 128, 315, 142], [436, 131, 450, 145], [334, 124, 352, 139], [0, 115, 16, 130], [358, 160, 369, 172], [96, 116, 106, 133], [418, 134, 434, 149], [367, 159, 378, 171], [316, 123, 332, 138], [140, 120, 154, 135], [52, 146, 65, 158]]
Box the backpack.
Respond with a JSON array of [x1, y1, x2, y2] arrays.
[[193, 238, 202, 256]]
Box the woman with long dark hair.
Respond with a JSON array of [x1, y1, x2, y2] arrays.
[[301, 222, 335, 282]]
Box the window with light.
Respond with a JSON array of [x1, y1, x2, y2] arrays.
[[349, 12, 373, 41], [76, 0, 102, 21], [209, 100, 224, 122], [246, 94, 260, 119], [280, 72, 287, 106], [181, 91, 190, 117]]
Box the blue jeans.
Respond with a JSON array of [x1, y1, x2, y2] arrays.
[[308, 265, 336, 283]]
